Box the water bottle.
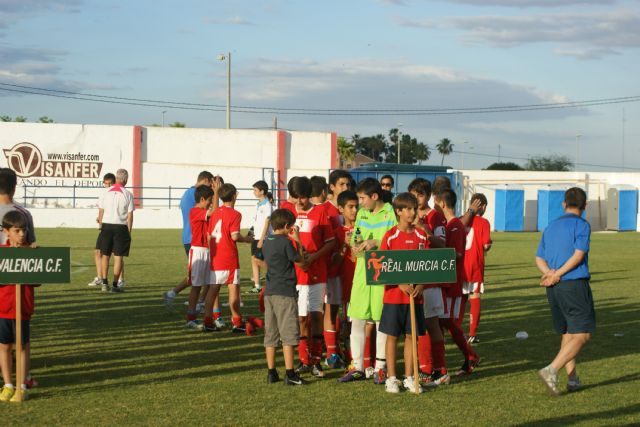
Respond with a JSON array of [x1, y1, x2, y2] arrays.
[[353, 228, 363, 245]]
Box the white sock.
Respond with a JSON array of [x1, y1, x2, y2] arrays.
[[167, 290, 176, 298], [254, 283, 260, 288], [4, 383, 14, 389], [375, 322, 387, 370], [20, 384, 27, 390], [350, 318, 366, 371]]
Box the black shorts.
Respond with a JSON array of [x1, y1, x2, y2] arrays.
[[0, 318, 30, 345], [184, 244, 191, 257], [251, 239, 264, 260], [379, 303, 426, 337], [95, 234, 101, 251], [546, 279, 596, 334], [97, 223, 131, 257]]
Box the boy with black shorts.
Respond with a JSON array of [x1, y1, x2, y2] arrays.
[[262, 209, 307, 385], [536, 187, 594, 395], [88, 173, 116, 287]]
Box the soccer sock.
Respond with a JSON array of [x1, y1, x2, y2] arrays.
[[311, 335, 324, 364], [101, 277, 108, 284], [324, 330, 337, 356], [298, 337, 310, 365], [213, 309, 221, 320], [203, 316, 213, 327], [4, 383, 14, 389], [232, 316, 243, 328], [432, 339, 447, 373], [456, 295, 468, 328], [268, 368, 277, 375], [374, 324, 387, 370], [364, 336, 372, 369], [446, 320, 476, 359], [418, 334, 432, 373], [286, 369, 296, 378], [469, 298, 481, 337], [186, 309, 197, 322], [349, 318, 366, 371], [112, 280, 118, 288], [254, 282, 260, 289]]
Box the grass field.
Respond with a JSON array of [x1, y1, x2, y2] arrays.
[[2, 229, 640, 426]]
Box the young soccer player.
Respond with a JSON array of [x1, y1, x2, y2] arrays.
[[184, 185, 215, 330], [290, 177, 335, 377], [536, 187, 594, 395], [327, 170, 352, 226], [206, 184, 253, 333], [262, 209, 307, 386], [379, 193, 427, 394], [462, 193, 492, 343], [280, 176, 299, 216], [249, 180, 273, 294], [0, 211, 39, 402], [339, 178, 396, 384], [0, 168, 36, 247], [88, 173, 116, 287], [407, 177, 449, 385], [435, 189, 481, 376]]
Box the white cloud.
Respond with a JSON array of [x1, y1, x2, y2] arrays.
[[204, 16, 255, 26]]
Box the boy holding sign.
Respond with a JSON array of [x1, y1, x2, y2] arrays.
[[378, 193, 427, 393], [0, 211, 38, 402]]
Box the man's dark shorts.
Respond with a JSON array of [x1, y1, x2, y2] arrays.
[[97, 223, 131, 257], [546, 279, 596, 334], [0, 319, 30, 345], [184, 244, 191, 257], [379, 303, 427, 337]]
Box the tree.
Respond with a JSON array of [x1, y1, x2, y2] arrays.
[[386, 128, 430, 164], [525, 155, 573, 171], [436, 138, 454, 166], [38, 116, 54, 123], [337, 136, 355, 164], [486, 162, 524, 170], [0, 116, 11, 122], [169, 121, 186, 128], [14, 116, 27, 122], [355, 134, 387, 162]]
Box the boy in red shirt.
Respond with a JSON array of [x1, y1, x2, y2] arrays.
[[280, 176, 299, 217], [206, 184, 252, 333], [291, 177, 335, 377], [435, 189, 481, 376], [0, 211, 39, 402], [378, 193, 427, 394], [463, 193, 492, 343]]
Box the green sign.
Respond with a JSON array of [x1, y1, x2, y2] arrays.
[[365, 248, 457, 286], [0, 247, 70, 284]]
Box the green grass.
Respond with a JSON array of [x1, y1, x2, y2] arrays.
[[3, 229, 640, 426]]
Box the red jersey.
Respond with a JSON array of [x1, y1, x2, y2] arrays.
[[0, 243, 36, 320], [380, 226, 427, 305], [419, 209, 447, 289], [445, 217, 466, 297], [208, 206, 242, 270], [464, 215, 492, 283], [280, 200, 297, 217], [189, 207, 209, 248], [294, 204, 335, 285], [339, 225, 356, 303], [323, 201, 342, 229]]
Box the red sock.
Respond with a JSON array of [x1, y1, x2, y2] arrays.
[[469, 298, 481, 337], [432, 339, 447, 373], [213, 311, 221, 320], [324, 330, 337, 356], [456, 295, 468, 328], [186, 313, 196, 322], [203, 316, 213, 327], [418, 334, 432, 373], [311, 335, 324, 364], [364, 336, 372, 369], [447, 319, 477, 360], [248, 316, 264, 328], [232, 316, 243, 328], [298, 337, 309, 365]]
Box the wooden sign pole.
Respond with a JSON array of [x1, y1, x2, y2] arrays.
[[14, 284, 23, 403], [409, 291, 420, 395]]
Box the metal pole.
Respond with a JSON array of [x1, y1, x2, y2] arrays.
[[226, 52, 231, 129], [162, 111, 166, 127], [397, 131, 401, 164], [622, 108, 626, 171], [498, 144, 501, 163], [575, 134, 581, 172]]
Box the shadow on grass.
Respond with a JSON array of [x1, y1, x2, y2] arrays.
[[512, 402, 640, 427]]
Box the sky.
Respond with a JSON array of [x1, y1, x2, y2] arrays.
[[1, 0, 639, 170]]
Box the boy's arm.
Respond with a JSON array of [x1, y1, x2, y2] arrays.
[[302, 238, 335, 267], [459, 198, 484, 227], [212, 176, 222, 210], [257, 217, 270, 248]]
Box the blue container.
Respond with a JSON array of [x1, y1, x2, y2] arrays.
[[495, 186, 524, 231], [608, 186, 638, 231], [537, 188, 567, 231]]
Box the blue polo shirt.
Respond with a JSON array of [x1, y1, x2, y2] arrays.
[[536, 213, 590, 281], [180, 186, 196, 244]]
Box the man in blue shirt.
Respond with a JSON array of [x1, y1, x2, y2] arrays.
[[535, 187, 595, 396]]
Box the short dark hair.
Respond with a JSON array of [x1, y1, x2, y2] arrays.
[[407, 177, 431, 196], [564, 187, 587, 210], [393, 192, 418, 213], [194, 184, 214, 203], [381, 190, 393, 204], [437, 188, 457, 209], [253, 180, 269, 195], [310, 176, 327, 198], [290, 176, 312, 199], [380, 174, 394, 186], [103, 173, 116, 184], [287, 176, 298, 196], [219, 183, 237, 202], [197, 171, 214, 183], [329, 169, 352, 187], [433, 176, 452, 196], [356, 177, 382, 198], [270, 208, 296, 231], [0, 168, 17, 196], [337, 190, 358, 207], [470, 193, 488, 206], [2, 210, 27, 230]]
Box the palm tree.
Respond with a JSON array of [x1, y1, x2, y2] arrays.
[[337, 136, 355, 165], [436, 138, 454, 166]]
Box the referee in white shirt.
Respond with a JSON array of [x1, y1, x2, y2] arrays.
[[96, 168, 134, 292]]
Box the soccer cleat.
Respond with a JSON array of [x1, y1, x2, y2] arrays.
[[214, 317, 226, 329], [365, 366, 375, 379], [232, 324, 246, 334], [202, 323, 219, 332], [385, 377, 401, 394], [295, 363, 312, 375], [0, 386, 15, 402], [110, 285, 124, 293], [403, 376, 423, 394], [467, 336, 480, 344], [25, 377, 39, 389], [457, 357, 481, 376], [186, 320, 204, 331], [163, 291, 175, 309], [101, 281, 110, 292], [9, 388, 28, 402], [284, 373, 308, 386], [117, 280, 126, 288], [538, 366, 561, 396], [567, 376, 582, 392], [337, 369, 366, 382], [325, 353, 346, 369], [245, 322, 255, 336], [247, 287, 261, 294], [267, 370, 280, 383], [88, 277, 101, 287], [427, 370, 450, 387], [418, 371, 434, 386], [373, 368, 387, 385], [312, 363, 325, 378], [248, 316, 264, 329]]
